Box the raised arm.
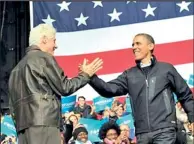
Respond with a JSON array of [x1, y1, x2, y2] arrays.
[[44, 56, 103, 96], [89, 71, 128, 98]]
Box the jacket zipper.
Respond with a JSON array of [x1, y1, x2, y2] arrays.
[[141, 69, 151, 131], [146, 79, 149, 87], [145, 76, 151, 131]]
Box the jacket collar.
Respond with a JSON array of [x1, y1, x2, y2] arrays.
[[136, 55, 157, 68], [26, 45, 41, 53]]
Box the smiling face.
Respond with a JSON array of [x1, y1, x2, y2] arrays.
[[69, 115, 78, 126], [116, 106, 124, 117], [77, 132, 88, 143], [40, 35, 57, 56], [120, 124, 130, 138], [106, 129, 119, 141], [78, 97, 86, 107], [132, 35, 154, 63]]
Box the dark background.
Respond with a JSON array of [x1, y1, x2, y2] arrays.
[[0, 1, 30, 113]]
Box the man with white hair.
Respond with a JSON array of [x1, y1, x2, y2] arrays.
[[8, 24, 103, 144]]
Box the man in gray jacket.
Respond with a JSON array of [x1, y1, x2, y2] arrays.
[[88, 33, 194, 144], [8, 24, 103, 144]]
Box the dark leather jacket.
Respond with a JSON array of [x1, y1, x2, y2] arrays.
[[8, 45, 90, 132], [89, 56, 194, 134]]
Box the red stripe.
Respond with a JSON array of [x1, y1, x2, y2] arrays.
[[55, 39, 193, 77]]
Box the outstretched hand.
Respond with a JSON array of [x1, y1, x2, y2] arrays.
[[79, 58, 103, 77]]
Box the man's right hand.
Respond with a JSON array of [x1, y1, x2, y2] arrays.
[[79, 58, 103, 77]]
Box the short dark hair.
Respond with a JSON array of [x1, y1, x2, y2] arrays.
[[78, 96, 85, 101], [98, 122, 120, 140], [135, 33, 155, 53]]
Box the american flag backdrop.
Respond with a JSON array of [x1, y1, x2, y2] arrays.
[[30, 1, 194, 100]]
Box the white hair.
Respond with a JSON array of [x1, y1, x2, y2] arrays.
[[29, 24, 56, 46]]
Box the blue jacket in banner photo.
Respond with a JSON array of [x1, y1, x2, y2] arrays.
[[125, 97, 133, 113]]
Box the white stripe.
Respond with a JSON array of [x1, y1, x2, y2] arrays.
[[29, 1, 34, 30], [55, 15, 193, 56], [72, 63, 193, 100]]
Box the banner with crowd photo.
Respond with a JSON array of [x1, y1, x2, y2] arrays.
[[116, 114, 135, 129], [125, 96, 132, 113], [93, 96, 113, 112], [186, 74, 193, 87], [61, 95, 76, 114], [129, 129, 135, 140], [116, 114, 135, 139], [1, 115, 17, 137], [79, 118, 109, 142]]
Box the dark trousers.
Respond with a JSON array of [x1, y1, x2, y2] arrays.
[[18, 126, 61, 144], [136, 127, 176, 144]]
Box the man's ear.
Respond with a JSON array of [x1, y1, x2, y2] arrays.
[[149, 43, 154, 51], [42, 36, 47, 44]]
